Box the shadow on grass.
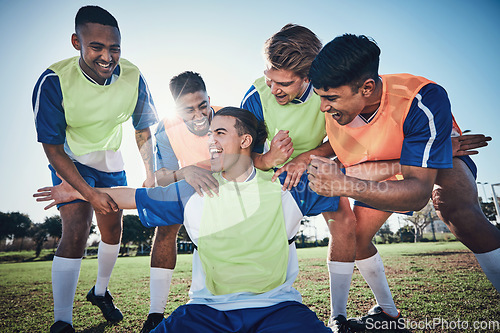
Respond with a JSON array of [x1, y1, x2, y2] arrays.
[[80, 321, 119, 333], [401, 251, 466, 257]]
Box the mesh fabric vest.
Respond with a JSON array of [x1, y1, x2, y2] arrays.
[[49, 57, 140, 156], [254, 77, 326, 166], [326, 74, 461, 168], [198, 169, 288, 295]]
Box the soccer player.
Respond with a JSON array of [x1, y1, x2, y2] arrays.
[[307, 33, 500, 331], [32, 6, 157, 333], [36, 107, 338, 333], [141, 71, 220, 332], [240, 26, 357, 329]]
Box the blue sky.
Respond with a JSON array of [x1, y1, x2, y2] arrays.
[[0, 0, 499, 226]]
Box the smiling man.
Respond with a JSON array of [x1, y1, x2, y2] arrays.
[[307, 33, 500, 331], [141, 71, 220, 333], [241, 24, 354, 332], [241, 24, 332, 185], [32, 6, 157, 333], [35, 107, 338, 333]]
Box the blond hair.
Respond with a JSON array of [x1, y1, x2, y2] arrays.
[[264, 24, 322, 78]]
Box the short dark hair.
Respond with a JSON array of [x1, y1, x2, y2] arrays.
[[264, 24, 322, 78], [309, 34, 380, 92], [215, 107, 267, 150], [75, 5, 119, 32], [169, 71, 207, 101]]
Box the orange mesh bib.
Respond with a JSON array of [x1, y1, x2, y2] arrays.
[[164, 106, 222, 169], [327, 74, 461, 167]]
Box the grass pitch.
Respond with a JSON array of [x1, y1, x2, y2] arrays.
[[1, 242, 498, 332]]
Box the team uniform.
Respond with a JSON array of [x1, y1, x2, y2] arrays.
[[33, 56, 158, 199], [325, 74, 476, 211], [135, 168, 338, 332], [241, 77, 339, 216], [154, 107, 218, 171]]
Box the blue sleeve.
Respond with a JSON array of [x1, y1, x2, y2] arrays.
[[401, 84, 453, 169], [154, 121, 180, 171], [241, 85, 265, 154], [135, 181, 196, 228], [281, 170, 339, 216], [131, 73, 159, 130], [32, 69, 67, 145]]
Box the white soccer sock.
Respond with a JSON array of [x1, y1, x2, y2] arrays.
[[52, 256, 82, 325], [356, 252, 399, 317], [94, 241, 120, 296], [328, 261, 354, 318], [149, 267, 174, 314], [474, 247, 500, 292]]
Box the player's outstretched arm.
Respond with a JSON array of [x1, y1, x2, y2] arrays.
[[156, 165, 219, 197], [34, 178, 137, 211], [42, 143, 119, 214]]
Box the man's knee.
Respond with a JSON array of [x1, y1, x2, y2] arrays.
[[151, 225, 182, 268], [433, 190, 482, 224], [96, 211, 123, 244], [57, 218, 92, 256], [325, 210, 356, 235], [155, 225, 181, 242]]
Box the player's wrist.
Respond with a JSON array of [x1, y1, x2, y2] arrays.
[[257, 153, 274, 170]]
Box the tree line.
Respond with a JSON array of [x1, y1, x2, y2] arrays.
[[2, 200, 497, 257], [0, 212, 192, 258]]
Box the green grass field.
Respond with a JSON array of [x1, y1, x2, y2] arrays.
[[1, 242, 499, 332]]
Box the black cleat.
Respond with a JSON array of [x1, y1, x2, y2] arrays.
[[348, 305, 402, 332], [140, 313, 165, 333], [49, 321, 75, 333], [86, 286, 123, 322], [328, 314, 352, 332]]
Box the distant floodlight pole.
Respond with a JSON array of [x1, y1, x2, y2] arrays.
[[477, 182, 488, 202], [490, 183, 500, 223]]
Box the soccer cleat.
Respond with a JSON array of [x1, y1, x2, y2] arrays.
[[348, 305, 402, 332], [328, 314, 352, 333], [86, 286, 124, 322], [140, 313, 165, 333], [49, 321, 75, 333]]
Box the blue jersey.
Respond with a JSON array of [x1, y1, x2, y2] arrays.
[[33, 62, 158, 172], [240, 81, 315, 154], [135, 168, 338, 311], [352, 82, 477, 211], [33, 65, 158, 146], [401, 83, 453, 168]]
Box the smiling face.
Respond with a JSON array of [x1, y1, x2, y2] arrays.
[[208, 116, 241, 174], [72, 22, 121, 85], [314, 85, 367, 126], [264, 68, 309, 105], [176, 90, 211, 136]]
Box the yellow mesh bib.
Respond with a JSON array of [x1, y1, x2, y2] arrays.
[[254, 77, 326, 166], [49, 57, 140, 156], [198, 169, 288, 295]]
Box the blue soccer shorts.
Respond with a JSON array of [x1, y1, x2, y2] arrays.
[[151, 301, 331, 333], [49, 161, 127, 208]]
